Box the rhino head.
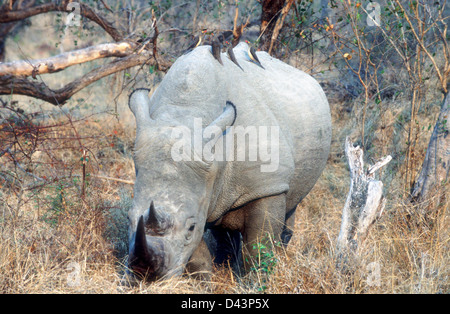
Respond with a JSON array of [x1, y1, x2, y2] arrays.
[[127, 89, 235, 280]]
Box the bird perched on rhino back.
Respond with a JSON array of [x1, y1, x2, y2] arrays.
[[211, 38, 223, 65], [227, 46, 244, 71], [183, 28, 214, 55], [183, 35, 202, 55], [183, 31, 226, 67], [247, 45, 265, 69]]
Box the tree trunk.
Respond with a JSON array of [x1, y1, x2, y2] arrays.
[[267, 0, 294, 55], [410, 92, 450, 205], [260, 0, 285, 52]]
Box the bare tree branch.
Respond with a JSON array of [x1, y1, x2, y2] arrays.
[[0, 0, 123, 41], [0, 50, 171, 106], [0, 42, 138, 77], [0, 1, 175, 105], [231, 0, 250, 47]]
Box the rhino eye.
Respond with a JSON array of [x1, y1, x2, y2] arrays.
[[185, 221, 196, 242]]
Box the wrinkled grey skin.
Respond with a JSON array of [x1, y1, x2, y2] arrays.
[[127, 42, 331, 280]]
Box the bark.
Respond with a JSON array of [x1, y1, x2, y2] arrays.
[[410, 92, 450, 204], [337, 137, 392, 254]]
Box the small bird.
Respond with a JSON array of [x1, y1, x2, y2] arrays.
[[248, 46, 264, 69], [216, 33, 225, 45], [227, 47, 244, 71], [183, 36, 202, 55], [211, 39, 223, 65]]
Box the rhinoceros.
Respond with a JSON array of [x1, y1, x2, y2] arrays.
[[127, 42, 331, 280]]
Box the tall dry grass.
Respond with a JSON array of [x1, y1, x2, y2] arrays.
[[0, 96, 447, 294]]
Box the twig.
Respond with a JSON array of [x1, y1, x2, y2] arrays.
[[367, 156, 392, 178], [231, 0, 250, 47], [88, 174, 134, 185], [99, 0, 113, 13], [72, 174, 135, 185], [393, 0, 444, 90], [1, 148, 44, 182]]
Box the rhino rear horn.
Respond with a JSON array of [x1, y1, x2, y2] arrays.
[[146, 201, 159, 231], [145, 201, 173, 233]]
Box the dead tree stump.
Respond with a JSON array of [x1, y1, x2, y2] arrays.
[[336, 137, 392, 255]]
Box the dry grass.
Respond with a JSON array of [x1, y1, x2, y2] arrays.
[[0, 101, 448, 294]]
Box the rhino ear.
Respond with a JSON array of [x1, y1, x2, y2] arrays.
[[207, 101, 237, 132], [129, 88, 154, 126], [202, 101, 236, 155]]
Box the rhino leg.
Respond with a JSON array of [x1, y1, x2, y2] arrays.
[[206, 228, 243, 275], [185, 238, 213, 280], [281, 207, 296, 245], [241, 193, 287, 271]]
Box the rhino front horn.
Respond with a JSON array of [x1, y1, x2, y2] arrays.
[[134, 216, 151, 263], [130, 215, 166, 279]]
